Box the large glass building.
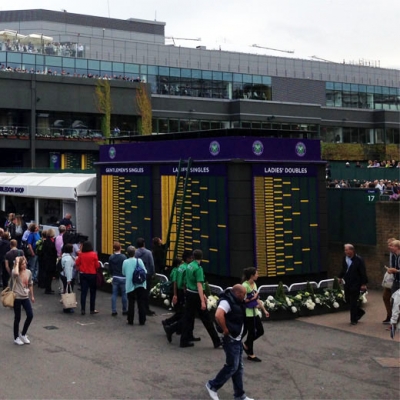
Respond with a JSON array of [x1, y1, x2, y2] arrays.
[[0, 9, 399, 168]]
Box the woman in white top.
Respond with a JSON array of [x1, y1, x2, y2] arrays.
[[60, 243, 76, 313], [11, 256, 35, 345]]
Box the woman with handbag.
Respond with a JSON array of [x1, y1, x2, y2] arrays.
[[75, 241, 99, 315], [242, 267, 268, 362], [60, 243, 76, 313], [11, 256, 35, 345]]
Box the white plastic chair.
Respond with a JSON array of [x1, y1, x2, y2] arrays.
[[288, 281, 318, 293], [317, 279, 335, 289], [258, 284, 289, 295], [208, 284, 224, 295], [156, 273, 169, 283]]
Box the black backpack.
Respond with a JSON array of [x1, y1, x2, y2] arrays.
[[21, 236, 32, 258], [132, 259, 146, 285]]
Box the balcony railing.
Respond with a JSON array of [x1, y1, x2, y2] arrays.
[[0, 126, 141, 140]]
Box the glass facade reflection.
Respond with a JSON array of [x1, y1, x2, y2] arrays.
[[0, 50, 272, 101], [326, 82, 400, 110]]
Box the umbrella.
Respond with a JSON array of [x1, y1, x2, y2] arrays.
[[71, 120, 87, 129], [0, 30, 26, 41], [20, 33, 53, 44], [54, 120, 65, 127]]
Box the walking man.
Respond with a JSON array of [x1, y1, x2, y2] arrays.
[[179, 249, 221, 348], [338, 243, 368, 325], [134, 238, 156, 316], [206, 284, 254, 400]]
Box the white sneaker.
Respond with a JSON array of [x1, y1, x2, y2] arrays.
[[14, 337, 24, 345], [205, 382, 219, 400], [235, 397, 254, 400], [19, 334, 30, 344]]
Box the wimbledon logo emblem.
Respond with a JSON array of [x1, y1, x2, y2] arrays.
[[209, 141, 220, 156], [252, 140, 264, 156], [109, 147, 116, 159], [295, 142, 306, 157]]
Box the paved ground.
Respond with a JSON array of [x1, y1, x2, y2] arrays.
[[1, 287, 399, 400]]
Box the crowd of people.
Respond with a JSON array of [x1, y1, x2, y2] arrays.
[[0, 63, 144, 83], [325, 163, 400, 200], [326, 178, 400, 197], [365, 159, 400, 168], [0, 218, 271, 399], [1, 211, 399, 400], [1, 39, 84, 58]]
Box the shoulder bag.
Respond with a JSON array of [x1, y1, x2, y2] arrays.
[[1, 277, 17, 308]]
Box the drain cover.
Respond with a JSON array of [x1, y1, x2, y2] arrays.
[[43, 326, 59, 330]]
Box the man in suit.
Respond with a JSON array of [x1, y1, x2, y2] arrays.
[[339, 244, 368, 325]]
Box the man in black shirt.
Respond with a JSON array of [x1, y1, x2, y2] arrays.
[[339, 244, 368, 325]]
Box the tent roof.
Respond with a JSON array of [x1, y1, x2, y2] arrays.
[[0, 173, 96, 200]]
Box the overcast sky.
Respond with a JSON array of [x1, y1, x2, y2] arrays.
[[3, 0, 400, 69]]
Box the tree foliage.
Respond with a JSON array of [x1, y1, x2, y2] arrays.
[[95, 80, 112, 138], [136, 82, 152, 135]]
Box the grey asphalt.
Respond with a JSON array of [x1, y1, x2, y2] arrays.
[[1, 287, 399, 400]]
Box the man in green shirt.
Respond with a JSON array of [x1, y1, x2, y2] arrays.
[[179, 249, 221, 348], [162, 250, 192, 328]]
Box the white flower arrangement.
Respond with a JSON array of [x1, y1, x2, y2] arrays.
[[305, 298, 316, 310], [150, 282, 162, 298], [360, 291, 368, 304], [207, 295, 219, 311]]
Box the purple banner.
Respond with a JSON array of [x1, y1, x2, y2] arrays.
[[160, 164, 226, 176], [252, 164, 318, 176], [99, 137, 321, 163], [100, 165, 150, 175]]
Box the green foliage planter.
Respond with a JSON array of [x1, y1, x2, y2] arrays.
[[321, 143, 395, 162]]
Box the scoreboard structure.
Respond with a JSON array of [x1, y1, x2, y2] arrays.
[[97, 132, 327, 281], [160, 164, 229, 277], [253, 165, 320, 277]]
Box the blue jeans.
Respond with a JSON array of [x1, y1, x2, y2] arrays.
[[208, 336, 245, 399], [80, 273, 97, 312], [112, 276, 127, 313], [14, 298, 33, 339], [27, 255, 38, 282]]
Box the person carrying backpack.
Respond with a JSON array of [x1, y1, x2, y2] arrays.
[[135, 238, 156, 316], [122, 246, 147, 326]]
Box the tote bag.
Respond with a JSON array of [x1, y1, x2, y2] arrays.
[[61, 283, 77, 309]]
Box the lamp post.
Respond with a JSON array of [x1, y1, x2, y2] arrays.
[[102, 29, 105, 59]]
